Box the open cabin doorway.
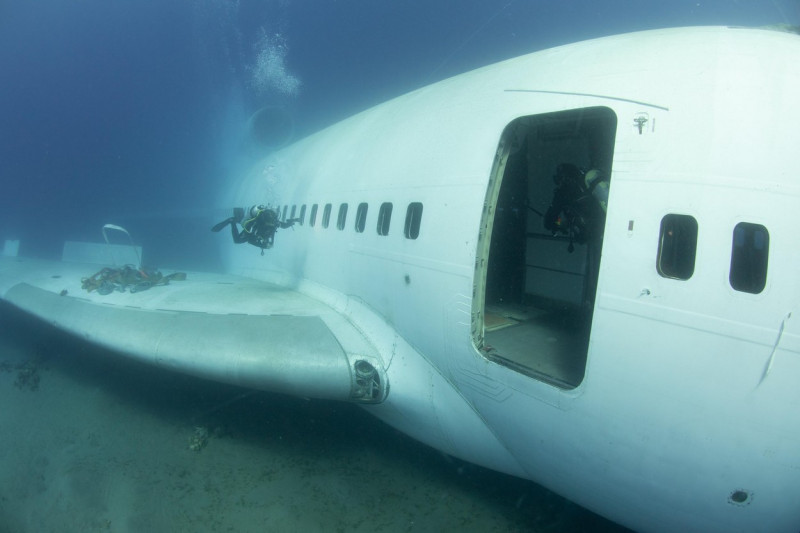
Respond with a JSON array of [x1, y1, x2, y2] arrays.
[[474, 107, 617, 389]]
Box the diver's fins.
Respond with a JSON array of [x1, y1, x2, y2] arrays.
[[211, 218, 235, 232]]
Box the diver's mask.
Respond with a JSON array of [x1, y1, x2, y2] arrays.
[[247, 205, 267, 218]]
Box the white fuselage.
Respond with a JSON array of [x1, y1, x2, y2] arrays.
[[218, 27, 800, 532]]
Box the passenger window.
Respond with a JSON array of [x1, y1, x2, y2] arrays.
[[657, 214, 697, 280], [404, 202, 423, 239], [377, 202, 393, 236], [355, 203, 368, 233], [337, 203, 348, 230], [730, 223, 769, 294], [322, 203, 332, 228], [310, 204, 318, 227], [290, 205, 297, 219], [299, 204, 306, 225]]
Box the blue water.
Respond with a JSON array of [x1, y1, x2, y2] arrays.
[[0, 1, 798, 530], [1, 0, 796, 267]]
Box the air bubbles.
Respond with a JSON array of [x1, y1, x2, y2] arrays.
[[250, 32, 302, 97]]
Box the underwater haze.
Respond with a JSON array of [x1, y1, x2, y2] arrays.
[[1, 0, 798, 269], [1, 1, 799, 532]]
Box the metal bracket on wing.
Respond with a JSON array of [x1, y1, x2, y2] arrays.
[[349, 357, 388, 403]]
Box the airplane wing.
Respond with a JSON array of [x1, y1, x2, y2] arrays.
[[0, 254, 388, 404]]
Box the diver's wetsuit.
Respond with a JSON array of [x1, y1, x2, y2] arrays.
[[212, 206, 297, 254]]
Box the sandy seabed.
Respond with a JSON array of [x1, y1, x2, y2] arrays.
[[0, 302, 629, 533]]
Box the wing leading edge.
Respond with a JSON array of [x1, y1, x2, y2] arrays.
[[0, 257, 388, 404]]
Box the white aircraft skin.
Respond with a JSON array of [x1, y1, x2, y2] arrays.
[[1, 27, 799, 532]]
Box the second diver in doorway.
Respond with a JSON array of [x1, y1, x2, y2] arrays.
[[544, 163, 609, 252], [212, 205, 299, 255]]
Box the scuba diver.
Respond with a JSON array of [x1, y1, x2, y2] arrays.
[[543, 163, 610, 306], [543, 163, 609, 252], [212, 205, 299, 255]]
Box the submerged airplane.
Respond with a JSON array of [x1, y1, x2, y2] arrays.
[[2, 26, 799, 532]]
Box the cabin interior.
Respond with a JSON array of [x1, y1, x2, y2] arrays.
[[478, 107, 617, 389]]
